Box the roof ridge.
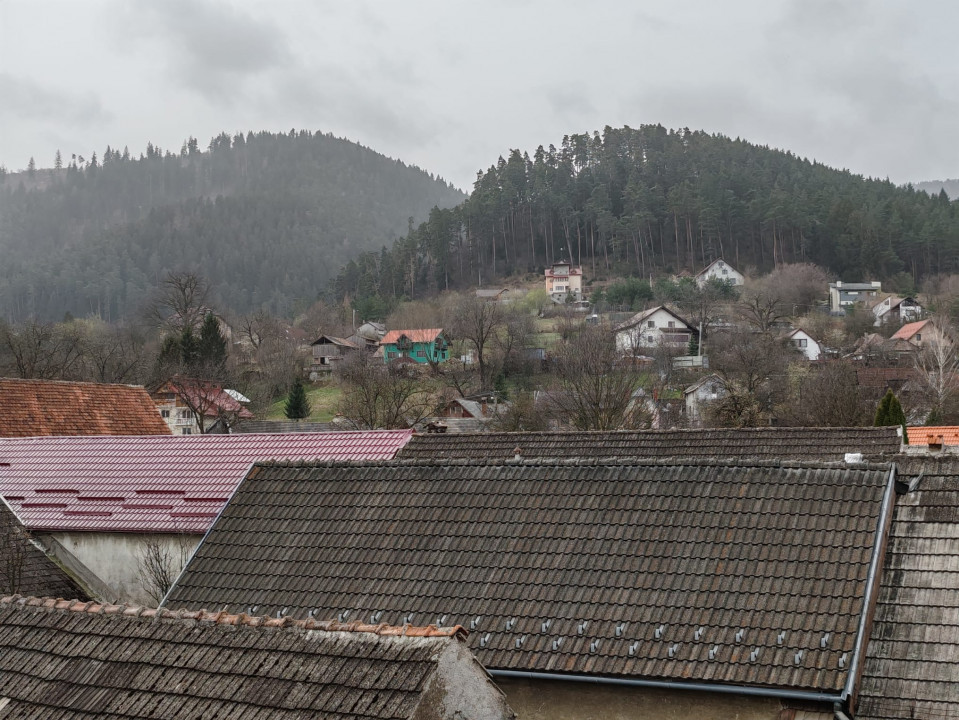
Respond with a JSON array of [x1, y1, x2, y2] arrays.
[[252, 456, 895, 470], [0, 595, 466, 639], [0, 376, 145, 389]]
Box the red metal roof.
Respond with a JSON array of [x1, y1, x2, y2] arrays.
[[0, 431, 413, 534]]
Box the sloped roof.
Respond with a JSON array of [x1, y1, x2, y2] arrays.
[[614, 305, 693, 332], [380, 328, 444, 345], [891, 319, 929, 341], [906, 426, 959, 446], [0, 502, 88, 600], [0, 378, 170, 437], [0, 595, 511, 720], [696, 258, 740, 277], [396, 427, 902, 461], [153, 378, 254, 419], [857, 457, 959, 720], [310, 334, 361, 349], [0, 431, 413, 533], [166, 458, 893, 695], [855, 367, 919, 390], [230, 419, 333, 434]]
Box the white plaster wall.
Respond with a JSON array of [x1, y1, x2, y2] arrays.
[[46, 531, 203, 606]]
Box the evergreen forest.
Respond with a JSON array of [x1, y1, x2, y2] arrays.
[[334, 125, 959, 307], [0, 130, 464, 322]]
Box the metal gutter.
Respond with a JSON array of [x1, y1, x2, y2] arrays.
[[488, 669, 844, 704], [841, 464, 898, 704], [157, 460, 257, 609]]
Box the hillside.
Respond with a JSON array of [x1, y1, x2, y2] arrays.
[[334, 125, 959, 307], [0, 131, 464, 321], [916, 179, 959, 200]]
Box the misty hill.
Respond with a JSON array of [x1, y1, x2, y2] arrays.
[[0, 131, 464, 321], [916, 179, 959, 200], [334, 125, 959, 306]]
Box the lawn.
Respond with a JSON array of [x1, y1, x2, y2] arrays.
[[266, 383, 343, 422]]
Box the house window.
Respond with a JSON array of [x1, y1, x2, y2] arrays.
[[160, 409, 170, 418], [181, 428, 192, 435], [915, 334, 922, 342], [646, 335, 654, 343], [721, 268, 728, 275], [796, 338, 808, 348], [667, 321, 675, 329], [416, 348, 426, 358], [647, 320, 655, 328], [387, 351, 398, 359], [179, 409, 190, 419]]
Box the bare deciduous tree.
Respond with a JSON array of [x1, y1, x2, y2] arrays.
[[135, 534, 194, 605], [148, 271, 210, 331], [448, 294, 502, 389], [1, 506, 30, 595], [550, 323, 649, 430], [336, 353, 434, 429], [0, 320, 85, 380], [779, 361, 872, 427], [914, 317, 959, 421]]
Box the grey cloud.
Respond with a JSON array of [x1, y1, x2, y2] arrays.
[[0, 74, 108, 125], [130, 0, 291, 100]]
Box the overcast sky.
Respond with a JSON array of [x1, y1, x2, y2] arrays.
[[1, 0, 957, 191]]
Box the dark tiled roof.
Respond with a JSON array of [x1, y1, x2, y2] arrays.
[[0, 504, 87, 600], [396, 427, 902, 461], [231, 419, 333, 433], [167, 458, 893, 694], [857, 457, 959, 720], [0, 377, 171, 437], [0, 595, 511, 720]]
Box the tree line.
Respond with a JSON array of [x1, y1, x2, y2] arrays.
[[333, 124, 959, 310], [0, 130, 463, 322]]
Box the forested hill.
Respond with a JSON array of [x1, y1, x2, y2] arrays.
[[916, 179, 959, 200], [333, 125, 959, 305], [0, 130, 464, 321]]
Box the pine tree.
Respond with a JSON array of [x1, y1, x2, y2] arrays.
[[284, 379, 311, 421], [27, 157, 36, 178], [875, 389, 908, 443], [197, 313, 227, 372], [54, 150, 62, 170]]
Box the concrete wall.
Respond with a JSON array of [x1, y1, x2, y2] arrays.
[[44, 531, 202, 606], [496, 677, 818, 720]]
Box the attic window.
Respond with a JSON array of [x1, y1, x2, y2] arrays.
[[646, 320, 655, 328]]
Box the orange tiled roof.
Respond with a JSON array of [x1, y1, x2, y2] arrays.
[[0, 378, 171, 437], [380, 328, 444, 345], [892, 320, 929, 341], [906, 426, 959, 446]]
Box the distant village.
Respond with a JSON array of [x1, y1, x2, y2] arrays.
[[0, 252, 958, 719]]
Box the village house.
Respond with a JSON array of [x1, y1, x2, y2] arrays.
[[891, 318, 952, 350], [0, 430, 414, 604], [785, 327, 823, 361], [683, 374, 727, 426], [614, 305, 697, 354], [695, 258, 744, 287], [380, 328, 449, 364], [150, 377, 253, 434], [544, 259, 583, 302], [867, 293, 923, 327], [309, 333, 361, 372], [0, 596, 514, 720], [425, 393, 507, 433], [164, 454, 897, 720], [828, 280, 883, 314], [0, 377, 170, 437]]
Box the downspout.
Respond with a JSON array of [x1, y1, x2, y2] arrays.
[[488, 669, 843, 705], [157, 461, 257, 609], [839, 464, 897, 712]]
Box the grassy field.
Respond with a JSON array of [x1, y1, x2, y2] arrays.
[[266, 383, 343, 422]]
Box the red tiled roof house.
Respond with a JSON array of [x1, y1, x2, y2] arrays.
[[0, 378, 170, 437]]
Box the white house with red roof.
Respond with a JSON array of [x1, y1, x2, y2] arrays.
[[0, 431, 413, 604]]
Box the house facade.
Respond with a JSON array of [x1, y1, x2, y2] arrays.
[[828, 280, 882, 314], [869, 294, 923, 327], [695, 258, 744, 287], [683, 374, 727, 426], [309, 334, 361, 372], [150, 378, 253, 435], [786, 328, 823, 361], [380, 328, 449, 364], [615, 306, 696, 354], [891, 319, 951, 350], [545, 261, 583, 302]]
